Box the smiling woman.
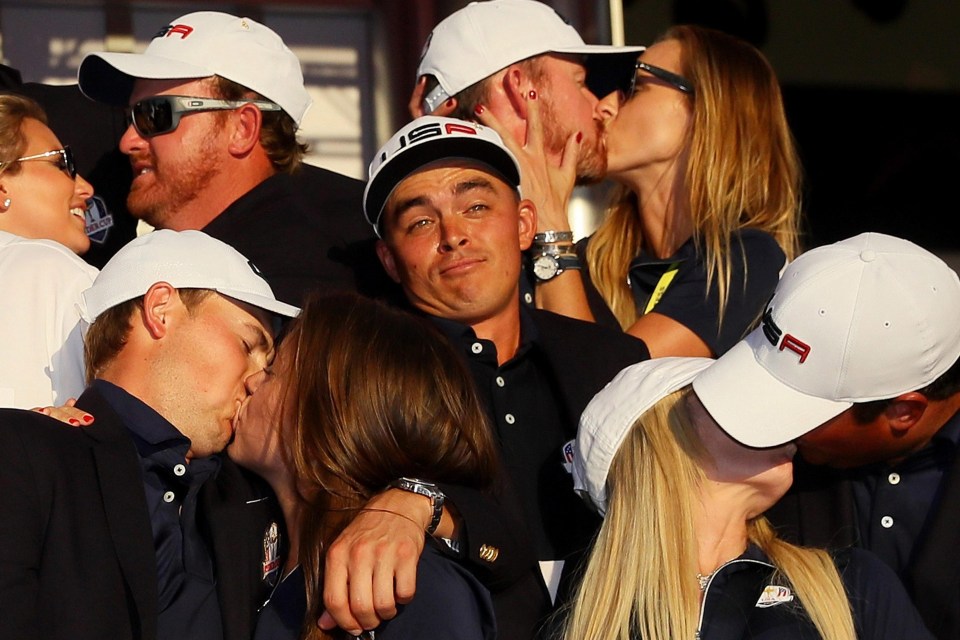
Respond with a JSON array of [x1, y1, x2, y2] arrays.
[[0, 93, 99, 409]]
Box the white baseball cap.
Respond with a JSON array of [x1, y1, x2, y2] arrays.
[[417, 0, 644, 112], [78, 11, 311, 126], [694, 232, 960, 448], [575, 357, 715, 515], [79, 229, 300, 323], [363, 115, 521, 235]]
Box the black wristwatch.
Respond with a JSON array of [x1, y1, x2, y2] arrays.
[[389, 477, 445, 535], [533, 252, 581, 282]]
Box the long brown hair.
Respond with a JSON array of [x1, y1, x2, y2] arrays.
[[283, 292, 499, 639], [586, 25, 803, 329]]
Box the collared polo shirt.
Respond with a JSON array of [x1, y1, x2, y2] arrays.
[[851, 410, 960, 577], [430, 311, 601, 562]]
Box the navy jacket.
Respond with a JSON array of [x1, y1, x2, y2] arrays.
[[0, 387, 277, 640]]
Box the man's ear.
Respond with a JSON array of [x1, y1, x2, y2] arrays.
[[517, 199, 537, 251], [375, 239, 402, 284], [141, 282, 179, 339], [228, 103, 264, 156], [884, 392, 928, 434], [501, 64, 531, 119]]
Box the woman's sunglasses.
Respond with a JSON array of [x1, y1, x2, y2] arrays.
[[127, 95, 282, 138], [4, 146, 77, 179], [627, 61, 695, 99]]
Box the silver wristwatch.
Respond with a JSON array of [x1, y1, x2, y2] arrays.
[[532, 252, 581, 282], [389, 477, 445, 535]]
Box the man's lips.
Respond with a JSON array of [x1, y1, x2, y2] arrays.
[[439, 256, 484, 275]]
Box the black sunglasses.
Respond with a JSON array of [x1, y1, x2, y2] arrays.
[[5, 146, 77, 179], [128, 95, 282, 137], [627, 61, 694, 99]]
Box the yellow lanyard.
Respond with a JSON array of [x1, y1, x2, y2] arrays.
[[643, 262, 681, 315]]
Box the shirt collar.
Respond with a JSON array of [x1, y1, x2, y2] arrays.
[[92, 379, 192, 457]]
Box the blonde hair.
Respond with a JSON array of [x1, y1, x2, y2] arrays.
[[561, 388, 855, 640], [0, 93, 48, 177], [586, 25, 803, 330]]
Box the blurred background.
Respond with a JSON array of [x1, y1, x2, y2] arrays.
[[1, 0, 957, 259]]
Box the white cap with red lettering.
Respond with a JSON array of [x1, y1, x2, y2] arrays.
[[362, 115, 521, 236], [417, 0, 643, 112], [693, 232, 960, 448], [78, 11, 311, 126]]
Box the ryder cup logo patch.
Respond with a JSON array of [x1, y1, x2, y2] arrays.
[[755, 584, 795, 608], [262, 521, 281, 586], [562, 440, 575, 474], [84, 195, 114, 245]]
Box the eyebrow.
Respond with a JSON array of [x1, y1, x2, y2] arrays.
[[245, 321, 274, 354], [391, 176, 499, 220]]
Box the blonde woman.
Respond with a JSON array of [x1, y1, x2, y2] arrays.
[[563, 357, 931, 640], [490, 25, 802, 358], [0, 93, 97, 408]]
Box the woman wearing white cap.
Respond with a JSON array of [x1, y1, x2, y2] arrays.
[[0, 93, 97, 409], [498, 25, 801, 360], [228, 292, 498, 640], [562, 357, 932, 640]]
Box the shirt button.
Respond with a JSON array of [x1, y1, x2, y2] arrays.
[[523, 292, 533, 304], [471, 342, 483, 354], [887, 472, 900, 485], [880, 515, 894, 529], [505, 413, 516, 425], [496, 376, 505, 388], [173, 464, 187, 477], [163, 491, 176, 504]]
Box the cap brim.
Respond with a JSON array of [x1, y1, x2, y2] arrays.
[[220, 289, 300, 319], [583, 51, 641, 99], [692, 333, 852, 448], [364, 137, 520, 231], [79, 53, 214, 105], [552, 44, 646, 56]]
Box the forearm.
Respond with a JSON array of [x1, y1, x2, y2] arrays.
[[534, 270, 595, 321]]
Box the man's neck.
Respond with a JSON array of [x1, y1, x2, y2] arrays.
[[159, 165, 277, 231], [468, 306, 523, 366]]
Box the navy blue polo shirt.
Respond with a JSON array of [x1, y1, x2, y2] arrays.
[[429, 310, 600, 562], [851, 410, 960, 578], [94, 379, 224, 640]]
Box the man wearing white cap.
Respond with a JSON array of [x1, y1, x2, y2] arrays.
[[411, 0, 642, 185], [0, 230, 298, 640], [77, 11, 381, 306], [692, 232, 960, 639], [347, 115, 649, 639]]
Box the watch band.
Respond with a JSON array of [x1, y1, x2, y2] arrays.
[[533, 230, 574, 245], [532, 252, 581, 282], [389, 477, 445, 535]]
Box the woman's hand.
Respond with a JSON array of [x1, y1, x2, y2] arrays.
[[31, 398, 94, 426], [473, 90, 579, 232]]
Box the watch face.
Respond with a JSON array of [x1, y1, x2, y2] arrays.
[[533, 254, 559, 281]]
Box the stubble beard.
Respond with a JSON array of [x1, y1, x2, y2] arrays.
[[127, 136, 223, 230], [539, 99, 608, 185]]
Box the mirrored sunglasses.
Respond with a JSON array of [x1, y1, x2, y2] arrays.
[[128, 95, 282, 137]]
